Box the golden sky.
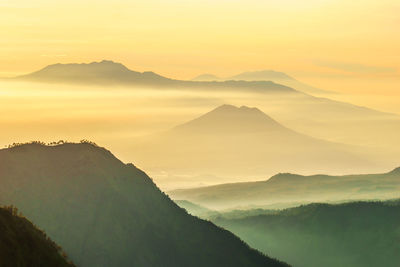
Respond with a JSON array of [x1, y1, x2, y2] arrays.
[[1, 0, 399, 95]]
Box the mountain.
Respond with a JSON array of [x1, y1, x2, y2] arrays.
[[14, 61, 326, 95], [0, 206, 74, 267], [192, 70, 331, 95], [15, 60, 296, 94], [0, 142, 287, 267], [169, 167, 400, 210], [11, 60, 400, 150], [228, 70, 332, 95], [213, 201, 400, 267], [130, 104, 374, 189], [18, 60, 171, 85], [173, 104, 288, 134]]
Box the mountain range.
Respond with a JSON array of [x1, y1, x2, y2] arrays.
[[9, 60, 400, 149], [169, 167, 400, 210], [0, 142, 287, 267], [14, 60, 295, 94]]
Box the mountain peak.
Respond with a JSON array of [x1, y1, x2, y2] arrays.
[[267, 173, 306, 183], [212, 104, 264, 115], [44, 59, 130, 71], [19, 60, 170, 85], [99, 59, 118, 64], [27, 60, 132, 78], [173, 104, 287, 134]]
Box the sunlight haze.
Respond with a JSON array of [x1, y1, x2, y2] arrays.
[[1, 0, 399, 107]]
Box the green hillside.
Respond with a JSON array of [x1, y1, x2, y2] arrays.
[[214, 201, 400, 267], [0, 142, 288, 267], [0, 206, 74, 267]]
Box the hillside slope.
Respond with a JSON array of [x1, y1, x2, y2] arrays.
[[0, 206, 74, 267], [213, 201, 400, 267], [0, 142, 287, 267]]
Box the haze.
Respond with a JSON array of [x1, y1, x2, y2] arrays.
[[2, 2, 400, 266], [2, 0, 400, 112], [1, 74, 399, 189]]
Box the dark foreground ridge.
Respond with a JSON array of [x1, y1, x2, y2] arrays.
[[0, 206, 75, 267], [0, 142, 288, 267]]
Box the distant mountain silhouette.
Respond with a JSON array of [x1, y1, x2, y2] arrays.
[[0, 142, 287, 267], [169, 167, 400, 210], [16, 60, 296, 94], [12, 60, 400, 149], [213, 201, 400, 267], [192, 70, 332, 95], [130, 104, 374, 188], [173, 104, 288, 134], [18, 60, 171, 85], [0, 206, 74, 267]]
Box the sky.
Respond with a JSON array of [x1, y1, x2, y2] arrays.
[[1, 0, 399, 99]]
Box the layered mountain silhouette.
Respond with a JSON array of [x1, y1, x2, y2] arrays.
[[169, 167, 400, 210], [130, 104, 374, 188], [213, 201, 400, 267], [193, 70, 331, 95], [12, 60, 400, 149], [0, 142, 287, 267], [15, 60, 295, 94], [0, 206, 74, 267]]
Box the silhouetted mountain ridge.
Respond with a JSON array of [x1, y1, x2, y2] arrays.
[[0, 142, 287, 267], [16, 60, 296, 94], [19, 60, 170, 84], [0, 206, 74, 267], [193, 70, 332, 94]]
